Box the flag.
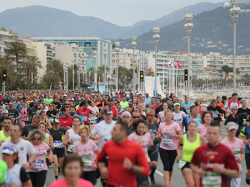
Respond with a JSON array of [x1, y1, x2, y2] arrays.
[[107, 72, 112, 78], [174, 59, 177, 67], [167, 61, 172, 68], [176, 60, 182, 69]]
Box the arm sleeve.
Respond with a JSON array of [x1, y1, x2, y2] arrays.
[[136, 144, 150, 176], [20, 167, 30, 183]]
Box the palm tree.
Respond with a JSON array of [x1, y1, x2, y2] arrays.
[[20, 56, 42, 86], [46, 59, 63, 73], [5, 41, 27, 73]]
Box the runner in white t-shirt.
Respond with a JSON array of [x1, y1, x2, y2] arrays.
[[88, 101, 99, 125], [172, 103, 186, 133], [0, 124, 36, 169], [224, 93, 242, 117]]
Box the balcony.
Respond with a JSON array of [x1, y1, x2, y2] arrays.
[[28, 52, 37, 56]]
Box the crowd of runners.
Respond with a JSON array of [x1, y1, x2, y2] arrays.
[[0, 89, 249, 187]]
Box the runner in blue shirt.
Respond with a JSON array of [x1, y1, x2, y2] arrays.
[[181, 97, 191, 115]]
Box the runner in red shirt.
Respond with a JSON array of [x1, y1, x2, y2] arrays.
[[76, 101, 95, 124], [59, 106, 73, 129], [190, 121, 240, 187], [108, 99, 116, 118], [97, 121, 150, 187]]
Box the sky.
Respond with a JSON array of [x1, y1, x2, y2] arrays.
[[1, 0, 226, 26]]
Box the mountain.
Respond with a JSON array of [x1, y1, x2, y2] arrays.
[[0, 5, 129, 39], [118, 0, 250, 39], [118, 3, 250, 55]]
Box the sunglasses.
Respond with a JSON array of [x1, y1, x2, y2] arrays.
[[4, 146, 15, 151], [65, 104, 70, 105], [132, 116, 140, 119], [33, 138, 41, 141], [232, 109, 238, 110], [147, 114, 154, 117]]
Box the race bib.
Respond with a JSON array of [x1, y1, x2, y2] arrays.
[[89, 119, 97, 124], [162, 136, 173, 147], [235, 123, 239, 129], [150, 130, 156, 141], [243, 119, 247, 126], [69, 142, 76, 152], [82, 158, 92, 168], [53, 140, 63, 148], [186, 108, 190, 113], [178, 160, 186, 169], [211, 111, 218, 119], [49, 117, 54, 122], [202, 171, 221, 187], [82, 115, 88, 122], [33, 160, 44, 172], [234, 150, 241, 160], [174, 118, 182, 124]]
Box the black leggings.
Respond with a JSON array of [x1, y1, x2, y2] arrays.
[[29, 170, 47, 187], [148, 147, 158, 162], [81, 170, 96, 185], [159, 148, 177, 172]]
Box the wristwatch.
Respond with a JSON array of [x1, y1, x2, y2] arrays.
[[130, 165, 134, 171], [29, 161, 32, 166]]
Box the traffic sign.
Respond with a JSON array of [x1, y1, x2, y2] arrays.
[[93, 83, 96, 86]]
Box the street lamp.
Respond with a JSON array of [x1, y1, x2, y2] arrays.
[[230, 0, 240, 92], [103, 47, 108, 91], [64, 63, 69, 90], [93, 50, 97, 90], [115, 41, 120, 92], [84, 53, 88, 84], [184, 13, 194, 101], [131, 36, 137, 94], [153, 26, 160, 97], [72, 62, 74, 90]]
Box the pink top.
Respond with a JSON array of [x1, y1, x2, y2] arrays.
[[73, 139, 98, 171], [158, 121, 181, 150], [128, 132, 152, 162], [20, 108, 28, 121], [158, 111, 165, 123], [49, 178, 94, 187], [197, 124, 208, 141], [221, 137, 244, 170], [27, 142, 50, 172]]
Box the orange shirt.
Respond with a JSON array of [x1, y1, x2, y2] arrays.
[[217, 102, 224, 108]]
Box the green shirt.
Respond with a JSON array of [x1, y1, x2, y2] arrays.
[[0, 159, 7, 184], [0, 130, 11, 143], [120, 101, 129, 109], [45, 98, 53, 105]]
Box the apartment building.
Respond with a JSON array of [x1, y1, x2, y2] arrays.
[[204, 52, 224, 79]]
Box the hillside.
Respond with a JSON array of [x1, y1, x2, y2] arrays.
[[118, 4, 250, 55]]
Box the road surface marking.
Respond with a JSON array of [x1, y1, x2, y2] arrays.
[[156, 170, 164, 177]]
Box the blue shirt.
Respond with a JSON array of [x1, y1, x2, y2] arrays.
[[240, 126, 250, 153], [145, 97, 151, 104], [181, 102, 191, 114], [17, 104, 24, 113], [70, 113, 83, 123], [182, 115, 198, 132]]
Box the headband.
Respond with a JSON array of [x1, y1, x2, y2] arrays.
[[121, 111, 131, 118]]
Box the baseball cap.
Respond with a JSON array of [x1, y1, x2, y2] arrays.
[[2, 146, 17, 155], [103, 109, 113, 115], [63, 94, 67, 97], [54, 118, 60, 124], [3, 110, 8, 114], [174, 103, 180, 106], [226, 122, 238, 131]]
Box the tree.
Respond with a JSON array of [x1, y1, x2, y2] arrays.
[[146, 71, 155, 76], [20, 56, 42, 87], [236, 68, 240, 80], [5, 41, 27, 73], [221, 65, 233, 80]]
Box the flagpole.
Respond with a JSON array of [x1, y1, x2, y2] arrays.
[[163, 67, 164, 94], [176, 68, 177, 97]]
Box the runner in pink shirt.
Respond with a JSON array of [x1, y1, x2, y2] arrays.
[[49, 155, 94, 187], [221, 122, 245, 187], [197, 111, 212, 141], [27, 129, 53, 187], [157, 110, 182, 187], [73, 125, 99, 185]]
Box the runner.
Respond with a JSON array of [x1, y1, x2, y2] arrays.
[[177, 121, 206, 187], [46, 103, 58, 123], [7, 101, 20, 124], [116, 103, 124, 117], [157, 109, 183, 187], [224, 93, 242, 117], [121, 110, 133, 135], [225, 106, 243, 136], [207, 99, 223, 122], [197, 111, 213, 141], [49, 154, 94, 187], [63, 116, 81, 154], [49, 117, 66, 180], [97, 121, 150, 186], [59, 106, 73, 130], [190, 121, 240, 187], [0, 124, 36, 169], [3, 146, 32, 187], [158, 102, 169, 123], [237, 99, 250, 127], [181, 98, 191, 115], [20, 103, 28, 127], [172, 103, 186, 132], [37, 110, 52, 129], [76, 101, 95, 125], [221, 122, 245, 187], [182, 105, 198, 133], [0, 117, 11, 145], [145, 109, 159, 185], [128, 119, 153, 186], [27, 129, 53, 187], [73, 125, 99, 185], [21, 114, 41, 140]]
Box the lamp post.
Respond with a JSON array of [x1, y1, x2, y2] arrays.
[[115, 41, 120, 92], [72, 62, 74, 90], [84, 53, 88, 84], [153, 26, 160, 97], [103, 47, 107, 91], [230, 0, 240, 93], [93, 50, 97, 91], [184, 13, 194, 101], [131, 36, 137, 94]]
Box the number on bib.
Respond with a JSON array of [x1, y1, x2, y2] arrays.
[[202, 171, 221, 187], [53, 140, 63, 148], [82, 158, 92, 168], [33, 160, 44, 172], [162, 136, 173, 147], [69, 142, 75, 152], [178, 160, 186, 169], [82, 115, 88, 122]]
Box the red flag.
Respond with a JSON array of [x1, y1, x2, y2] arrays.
[[177, 60, 182, 69]]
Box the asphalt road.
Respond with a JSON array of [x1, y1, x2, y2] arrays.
[[45, 121, 249, 187]]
